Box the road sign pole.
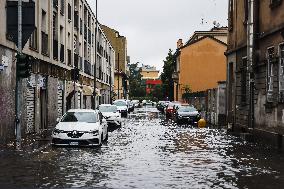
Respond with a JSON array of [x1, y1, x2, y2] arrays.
[[15, 0, 22, 150]]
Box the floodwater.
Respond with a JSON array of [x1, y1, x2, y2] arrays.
[[0, 111, 284, 189]]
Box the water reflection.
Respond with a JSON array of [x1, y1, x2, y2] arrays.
[[0, 116, 284, 188]]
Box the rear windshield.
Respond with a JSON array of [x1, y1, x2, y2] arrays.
[[61, 112, 97, 123], [113, 101, 127, 106], [99, 106, 117, 112], [178, 106, 197, 112]]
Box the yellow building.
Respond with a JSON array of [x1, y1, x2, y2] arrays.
[[173, 27, 228, 102], [140, 65, 159, 80]]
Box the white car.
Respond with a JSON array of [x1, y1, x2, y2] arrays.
[[113, 100, 128, 117], [99, 104, 122, 126], [52, 109, 108, 147]]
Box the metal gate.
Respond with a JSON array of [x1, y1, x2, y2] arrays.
[[26, 87, 35, 133], [58, 89, 63, 118]]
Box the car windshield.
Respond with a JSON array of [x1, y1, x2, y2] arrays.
[[60, 112, 97, 123], [99, 106, 117, 112], [113, 101, 127, 106], [178, 106, 197, 112]]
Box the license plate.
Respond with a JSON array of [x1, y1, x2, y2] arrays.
[[70, 142, 79, 146]]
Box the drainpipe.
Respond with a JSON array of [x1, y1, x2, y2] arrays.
[[247, 0, 257, 129]]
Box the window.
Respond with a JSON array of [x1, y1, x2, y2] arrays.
[[279, 44, 284, 102], [228, 0, 234, 31], [68, 3, 71, 21], [60, 0, 64, 15], [241, 57, 247, 103], [267, 47, 275, 102], [29, 27, 37, 50], [41, 10, 47, 32], [270, 0, 282, 8], [244, 0, 248, 25]]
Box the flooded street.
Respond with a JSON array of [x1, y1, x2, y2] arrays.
[[1, 114, 284, 189]]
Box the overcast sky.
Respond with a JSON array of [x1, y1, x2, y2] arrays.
[[87, 0, 228, 71]]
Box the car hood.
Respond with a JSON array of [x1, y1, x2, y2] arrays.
[[117, 106, 128, 111], [178, 111, 199, 116], [101, 112, 120, 117], [56, 122, 100, 132]]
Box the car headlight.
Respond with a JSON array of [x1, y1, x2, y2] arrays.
[[53, 129, 63, 134], [92, 130, 99, 136]]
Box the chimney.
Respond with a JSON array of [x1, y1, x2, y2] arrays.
[[177, 39, 183, 48]]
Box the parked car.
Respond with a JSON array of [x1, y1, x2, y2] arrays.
[[52, 109, 108, 147], [173, 103, 189, 117], [132, 100, 140, 108], [175, 106, 201, 124], [127, 100, 135, 112], [99, 104, 122, 126], [165, 102, 181, 118], [113, 100, 128, 117]]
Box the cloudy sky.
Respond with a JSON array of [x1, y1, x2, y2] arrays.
[[87, 0, 228, 71]]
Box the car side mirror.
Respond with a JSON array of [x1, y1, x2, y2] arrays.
[[102, 118, 107, 123], [56, 118, 60, 123]]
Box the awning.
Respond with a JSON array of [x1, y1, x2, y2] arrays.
[[83, 85, 94, 96]]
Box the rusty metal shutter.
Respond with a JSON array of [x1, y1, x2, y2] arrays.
[[26, 87, 35, 134], [57, 89, 63, 118]]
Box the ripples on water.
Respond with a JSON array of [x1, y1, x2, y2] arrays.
[[0, 116, 284, 189]]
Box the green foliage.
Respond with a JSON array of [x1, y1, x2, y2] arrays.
[[129, 63, 146, 98], [148, 85, 163, 101], [160, 49, 175, 101], [182, 85, 192, 103]]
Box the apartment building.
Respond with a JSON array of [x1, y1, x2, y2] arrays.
[[226, 0, 284, 146], [101, 25, 129, 100], [0, 0, 115, 144], [172, 27, 228, 102]]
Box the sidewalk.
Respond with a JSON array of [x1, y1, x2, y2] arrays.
[[0, 129, 52, 154]]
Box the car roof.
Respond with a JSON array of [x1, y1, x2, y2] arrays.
[[67, 109, 97, 113], [99, 104, 114, 106]]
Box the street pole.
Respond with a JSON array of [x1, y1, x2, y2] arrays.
[[15, 0, 23, 150], [117, 53, 120, 99], [73, 72, 76, 108], [93, 0, 98, 109], [109, 66, 112, 104]]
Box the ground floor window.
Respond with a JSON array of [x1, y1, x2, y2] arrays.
[[279, 44, 284, 102]]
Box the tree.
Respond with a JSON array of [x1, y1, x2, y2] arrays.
[[128, 63, 146, 98], [160, 49, 175, 101], [149, 85, 163, 101]]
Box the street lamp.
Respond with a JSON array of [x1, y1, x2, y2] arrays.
[[92, 0, 98, 109]]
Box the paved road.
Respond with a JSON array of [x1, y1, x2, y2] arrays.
[[1, 113, 284, 188]]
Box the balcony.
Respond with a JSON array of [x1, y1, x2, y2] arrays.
[[53, 40, 58, 60], [172, 71, 179, 82], [41, 32, 49, 56], [84, 60, 92, 76], [60, 44, 64, 63]]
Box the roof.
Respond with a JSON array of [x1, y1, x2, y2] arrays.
[[181, 35, 227, 50]]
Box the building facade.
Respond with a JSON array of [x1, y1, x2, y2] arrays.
[[226, 0, 284, 146], [101, 25, 129, 100], [0, 0, 115, 144], [140, 64, 159, 80], [173, 27, 228, 102]]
